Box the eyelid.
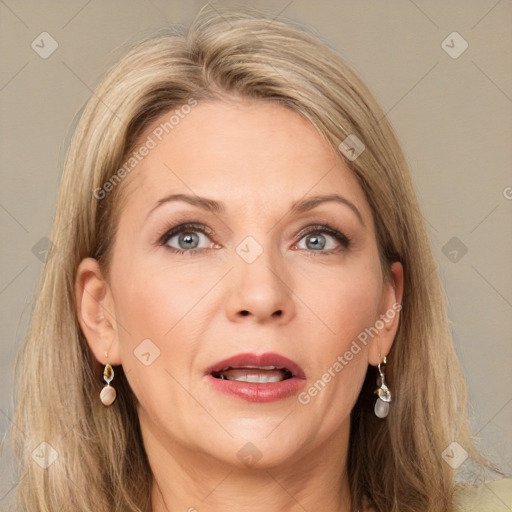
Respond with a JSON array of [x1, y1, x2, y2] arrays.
[[159, 222, 214, 244], [295, 224, 351, 250], [158, 220, 351, 254]]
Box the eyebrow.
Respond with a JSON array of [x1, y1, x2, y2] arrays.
[[147, 193, 364, 225]]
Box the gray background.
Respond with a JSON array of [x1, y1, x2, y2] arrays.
[[1, 0, 511, 507]]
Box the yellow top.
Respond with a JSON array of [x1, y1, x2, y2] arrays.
[[455, 478, 512, 511]]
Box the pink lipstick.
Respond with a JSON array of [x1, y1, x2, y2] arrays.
[[205, 352, 306, 403]]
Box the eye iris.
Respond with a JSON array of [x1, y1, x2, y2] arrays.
[[179, 232, 199, 249], [306, 233, 326, 250]]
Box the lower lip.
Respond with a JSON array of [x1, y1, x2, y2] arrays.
[[205, 374, 306, 403]]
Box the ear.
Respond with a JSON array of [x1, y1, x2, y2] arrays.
[[75, 257, 122, 366], [368, 261, 404, 366]]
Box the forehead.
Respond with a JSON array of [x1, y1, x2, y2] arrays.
[[120, 99, 372, 220]]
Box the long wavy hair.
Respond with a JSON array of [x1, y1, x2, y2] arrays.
[[9, 6, 485, 511]]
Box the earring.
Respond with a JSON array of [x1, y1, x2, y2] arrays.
[[100, 362, 117, 406], [374, 356, 391, 418]]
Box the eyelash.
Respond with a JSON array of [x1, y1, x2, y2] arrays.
[[158, 222, 351, 256]]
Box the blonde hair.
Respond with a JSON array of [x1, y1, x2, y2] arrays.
[[9, 6, 485, 511]]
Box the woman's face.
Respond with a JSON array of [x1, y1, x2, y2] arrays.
[[79, 99, 402, 470]]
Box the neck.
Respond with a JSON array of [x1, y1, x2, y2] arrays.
[[142, 413, 354, 512]]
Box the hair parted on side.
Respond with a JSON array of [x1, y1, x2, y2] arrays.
[[9, 5, 487, 512]]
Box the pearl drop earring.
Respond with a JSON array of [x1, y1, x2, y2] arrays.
[[100, 354, 117, 406], [374, 356, 391, 418]]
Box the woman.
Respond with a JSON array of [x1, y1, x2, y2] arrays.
[[9, 6, 500, 512]]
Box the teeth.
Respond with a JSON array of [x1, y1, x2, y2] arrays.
[[220, 365, 280, 371], [228, 373, 283, 383], [215, 367, 291, 383]]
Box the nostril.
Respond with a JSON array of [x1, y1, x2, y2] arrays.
[[238, 310, 282, 317]]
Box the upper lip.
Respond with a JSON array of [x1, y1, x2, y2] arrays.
[[205, 352, 306, 379]]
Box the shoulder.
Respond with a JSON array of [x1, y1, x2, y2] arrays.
[[454, 477, 512, 511]]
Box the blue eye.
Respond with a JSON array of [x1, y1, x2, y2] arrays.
[[296, 225, 351, 253], [160, 223, 214, 254], [159, 222, 351, 255]]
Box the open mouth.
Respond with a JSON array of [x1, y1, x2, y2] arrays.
[[205, 352, 306, 402], [211, 366, 294, 383]]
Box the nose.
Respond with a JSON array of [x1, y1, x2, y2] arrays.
[[225, 245, 296, 324]]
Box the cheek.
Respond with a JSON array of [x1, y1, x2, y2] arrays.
[[108, 256, 196, 401], [297, 257, 382, 348], [307, 274, 379, 382], [111, 249, 212, 342], [293, 257, 382, 419], [110, 267, 204, 438]]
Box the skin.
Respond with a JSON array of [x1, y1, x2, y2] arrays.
[[76, 99, 403, 512]]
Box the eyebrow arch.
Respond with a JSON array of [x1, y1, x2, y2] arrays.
[[290, 194, 364, 226], [146, 193, 226, 220], [147, 193, 364, 225]]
